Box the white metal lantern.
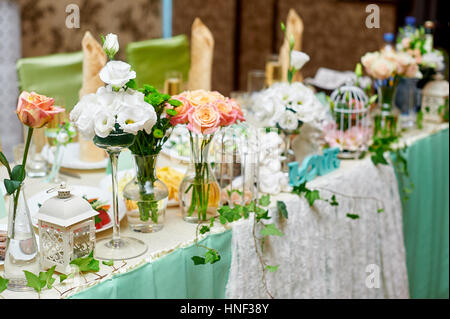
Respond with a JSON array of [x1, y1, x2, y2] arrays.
[[326, 85, 371, 159], [36, 183, 97, 274], [422, 74, 449, 123]]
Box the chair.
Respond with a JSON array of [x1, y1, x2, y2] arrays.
[[16, 51, 83, 150], [126, 35, 190, 91]]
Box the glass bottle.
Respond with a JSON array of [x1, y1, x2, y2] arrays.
[[4, 184, 39, 291]]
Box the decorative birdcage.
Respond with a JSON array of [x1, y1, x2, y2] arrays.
[[326, 85, 371, 159], [212, 123, 260, 207]]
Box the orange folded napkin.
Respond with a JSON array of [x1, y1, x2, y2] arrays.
[[79, 31, 107, 163], [188, 18, 215, 91], [279, 9, 304, 82]]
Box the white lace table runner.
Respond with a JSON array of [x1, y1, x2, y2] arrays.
[[226, 157, 410, 299]]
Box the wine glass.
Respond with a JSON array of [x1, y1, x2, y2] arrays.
[[93, 131, 148, 260]]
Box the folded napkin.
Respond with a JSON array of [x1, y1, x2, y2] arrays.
[[279, 9, 304, 82], [188, 18, 215, 91], [79, 31, 107, 163]]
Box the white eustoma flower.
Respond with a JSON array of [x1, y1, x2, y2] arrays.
[[56, 131, 69, 144], [94, 109, 116, 138], [422, 51, 445, 71], [116, 90, 157, 135], [100, 61, 136, 88], [278, 110, 298, 131], [103, 33, 119, 58], [70, 94, 101, 139], [290, 51, 310, 70]]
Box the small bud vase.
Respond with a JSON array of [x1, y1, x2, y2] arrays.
[[179, 132, 221, 223]]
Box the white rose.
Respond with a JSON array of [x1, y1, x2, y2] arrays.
[[94, 109, 116, 138], [278, 110, 299, 131], [290, 51, 310, 70], [103, 33, 119, 58], [100, 61, 136, 88]]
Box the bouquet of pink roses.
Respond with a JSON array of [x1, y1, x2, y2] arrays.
[[168, 90, 245, 222]]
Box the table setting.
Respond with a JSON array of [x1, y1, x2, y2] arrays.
[[0, 8, 448, 301]]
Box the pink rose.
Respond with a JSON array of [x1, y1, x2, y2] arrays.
[[168, 95, 192, 126], [187, 103, 221, 135], [215, 98, 245, 126], [401, 37, 411, 49], [16, 91, 64, 128]]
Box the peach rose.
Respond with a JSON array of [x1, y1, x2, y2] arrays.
[[187, 103, 221, 135], [216, 98, 245, 126], [184, 90, 225, 107], [370, 57, 395, 80], [168, 95, 193, 126], [16, 91, 64, 128]]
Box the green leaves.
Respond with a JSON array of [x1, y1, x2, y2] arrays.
[[259, 194, 271, 207], [102, 260, 114, 267], [377, 208, 384, 214], [305, 190, 320, 207], [70, 251, 100, 273], [0, 151, 11, 177], [191, 249, 221, 265], [260, 224, 284, 237], [125, 79, 137, 90], [292, 182, 321, 206], [166, 108, 178, 117], [167, 99, 182, 107], [23, 266, 56, 294], [4, 179, 21, 195], [24, 271, 46, 294], [277, 201, 288, 219], [346, 213, 360, 220], [265, 265, 279, 273], [329, 195, 339, 207], [0, 276, 9, 294], [199, 226, 210, 235]]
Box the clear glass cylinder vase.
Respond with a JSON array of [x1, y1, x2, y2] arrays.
[[4, 184, 39, 291], [123, 155, 168, 233], [179, 133, 221, 223], [374, 79, 400, 137]]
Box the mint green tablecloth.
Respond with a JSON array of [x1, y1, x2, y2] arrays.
[[70, 128, 449, 299], [395, 128, 449, 299], [70, 230, 232, 299], [17, 51, 83, 112]]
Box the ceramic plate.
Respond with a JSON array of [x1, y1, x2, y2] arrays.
[[41, 143, 108, 170], [27, 185, 125, 233]]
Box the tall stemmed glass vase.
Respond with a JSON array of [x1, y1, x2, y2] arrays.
[[93, 132, 147, 260]]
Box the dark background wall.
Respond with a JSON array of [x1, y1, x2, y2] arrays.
[[18, 0, 448, 96]]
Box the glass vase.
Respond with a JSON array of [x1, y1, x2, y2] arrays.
[[123, 155, 168, 233], [395, 77, 421, 128], [4, 184, 39, 291], [374, 78, 400, 137], [281, 130, 297, 172], [179, 132, 221, 223], [93, 132, 147, 260]]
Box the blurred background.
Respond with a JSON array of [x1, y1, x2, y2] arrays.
[[0, 0, 448, 157]]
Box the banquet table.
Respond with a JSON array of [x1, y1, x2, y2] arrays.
[[0, 122, 448, 299]]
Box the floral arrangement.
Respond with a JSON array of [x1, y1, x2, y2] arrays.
[[1, 92, 64, 234], [323, 123, 372, 152], [361, 50, 422, 81], [83, 196, 111, 230], [170, 90, 245, 222], [249, 81, 329, 132], [396, 26, 445, 73], [70, 34, 157, 140]]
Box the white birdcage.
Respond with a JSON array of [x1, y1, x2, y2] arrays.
[[327, 85, 371, 159], [35, 183, 97, 274], [212, 123, 260, 207]]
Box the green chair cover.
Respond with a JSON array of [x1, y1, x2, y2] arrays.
[[16, 51, 83, 112], [126, 35, 190, 91]]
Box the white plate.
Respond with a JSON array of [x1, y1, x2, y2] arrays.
[[41, 143, 108, 170], [99, 169, 182, 207], [0, 224, 39, 266], [27, 185, 125, 233]]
